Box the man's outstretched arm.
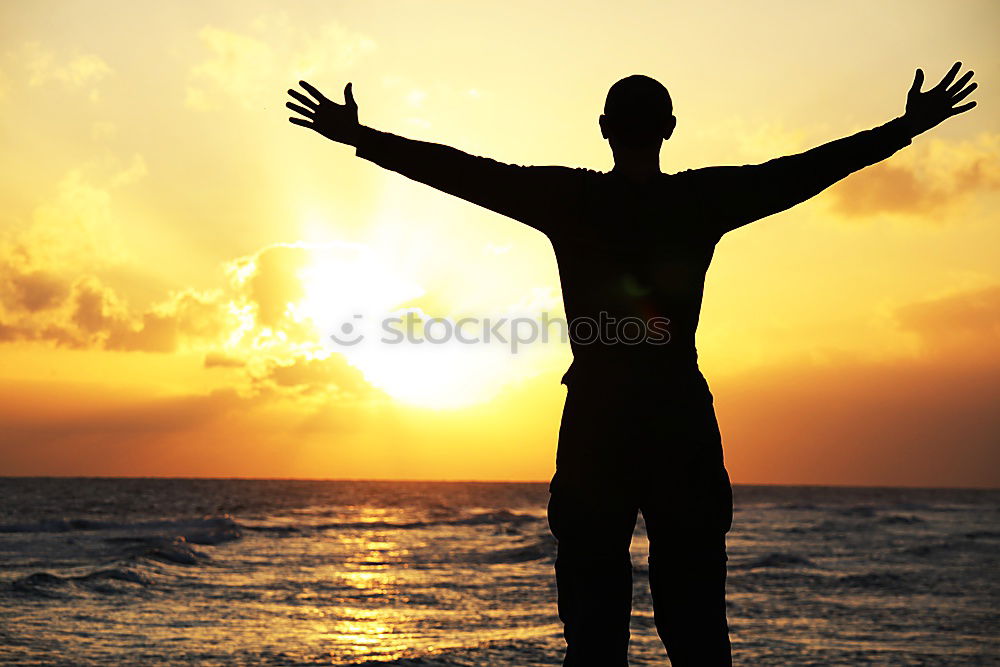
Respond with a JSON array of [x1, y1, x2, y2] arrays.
[[688, 62, 978, 237], [286, 81, 580, 235]]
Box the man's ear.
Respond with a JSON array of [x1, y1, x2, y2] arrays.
[[663, 114, 677, 141], [599, 114, 609, 139]]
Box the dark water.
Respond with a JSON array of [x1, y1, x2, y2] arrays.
[[0, 478, 997, 665]]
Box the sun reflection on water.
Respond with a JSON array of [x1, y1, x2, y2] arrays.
[[315, 609, 400, 653]]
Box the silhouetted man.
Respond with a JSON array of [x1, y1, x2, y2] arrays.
[[287, 63, 976, 666]]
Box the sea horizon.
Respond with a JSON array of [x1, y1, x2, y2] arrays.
[[2, 475, 997, 492]]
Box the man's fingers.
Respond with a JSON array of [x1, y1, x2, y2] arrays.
[[286, 101, 315, 118], [946, 70, 974, 96], [344, 82, 357, 110], [951, 82, 978, 103], [909, 68, 924, 95], [948, 100, 977, 117], [934, 61, 962, 91], [289, 117, 314, 128], [288, 89, 318, 110], [299, 80, 329, 105]]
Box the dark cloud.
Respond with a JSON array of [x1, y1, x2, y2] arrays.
[[71, 277, 122, 334], [0, 318, 82, 347], [105, 311, 180, 353], [249, 354, 373, 397], [204, 352, 246, 368], [3, 268, 71, 312], [100, 289, 229, 353], [0, 320, 38, 343]]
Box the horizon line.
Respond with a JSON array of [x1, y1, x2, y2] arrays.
[[1, 475, 997, 492]]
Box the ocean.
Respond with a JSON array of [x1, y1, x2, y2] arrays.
[[0, 478, 997, 665]]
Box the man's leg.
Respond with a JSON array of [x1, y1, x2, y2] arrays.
[[548, 477, 638, 667], [641, 464, 733, 667]]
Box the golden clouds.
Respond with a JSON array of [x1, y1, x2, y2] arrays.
[[21, 42, 111, 95], [185, 18, 375, 111], [0, 154, 234, 354], [9, 245, 359, 389], [830, 133, 1000, 219], [103, 287, 229, 353], [0, 213, 378, 398], [186, 27, 273, 111], [895, 284, 1000, 358], [0, 271, 228, 354], [4, 156, 145, 273], [235, 244, 311, 328], [248, 354, 372, 399]]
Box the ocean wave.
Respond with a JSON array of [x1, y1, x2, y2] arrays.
[[466, 538, 555, 564], [731, 552, 819, 569], [900, 534, 999, 557], [964, 530, 1000, 539], [877, 514, 925, 525], [781, 518, 875, 534], [834, 571, 911, 591], [137, 536, 210, 565], [835, 505, 879, 518], [888, 502, 935, 512], [339, 635, 560, 666], [238, 523, 302, 534], [452, 509, 539, 525], [10, 566, 154, 598], [0, 516, 242, 545]]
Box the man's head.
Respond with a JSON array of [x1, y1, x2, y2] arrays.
[[600, 75, 676, 150]]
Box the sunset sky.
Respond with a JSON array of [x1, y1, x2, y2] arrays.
[[1, 0, 997, 486]]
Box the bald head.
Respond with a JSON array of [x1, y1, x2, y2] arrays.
[[600, 75, 675, 149]]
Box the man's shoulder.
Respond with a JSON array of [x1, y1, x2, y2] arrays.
[[663, 165, 750, 194], [515, 164, 598, 183], [533, 165, 602, 177], [665, 166, 731, 179]]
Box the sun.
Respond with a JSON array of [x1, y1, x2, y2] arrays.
[[289, 239, 522, 409]]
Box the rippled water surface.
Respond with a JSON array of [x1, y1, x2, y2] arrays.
[[0, 478, 997, 665]]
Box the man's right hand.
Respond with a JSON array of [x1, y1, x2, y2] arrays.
[[287, 81, 361, 146]]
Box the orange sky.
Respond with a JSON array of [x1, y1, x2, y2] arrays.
[[0, 0, 998, 486]]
